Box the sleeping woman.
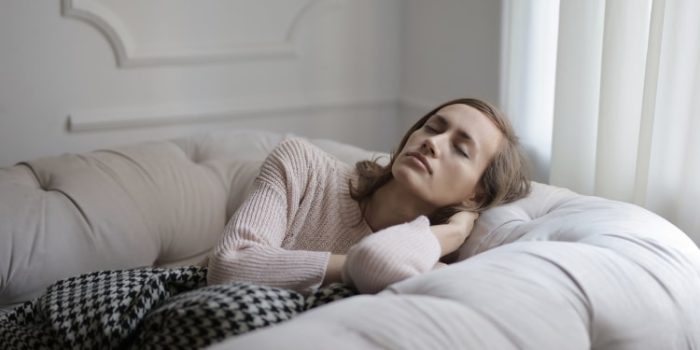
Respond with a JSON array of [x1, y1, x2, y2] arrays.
[[0, 98, 531, 349], [206, 98, 531, 294]]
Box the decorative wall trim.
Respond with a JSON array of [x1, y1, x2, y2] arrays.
[[61, 0, 320, 67], [67, 98, 396, 132]]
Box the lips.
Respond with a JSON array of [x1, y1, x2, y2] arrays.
[[405, 152, 433, 174]]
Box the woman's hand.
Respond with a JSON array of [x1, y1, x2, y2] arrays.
[[431, 211, 479, 257], [433, 261, 448, 270], [447, 211, 480, 237]]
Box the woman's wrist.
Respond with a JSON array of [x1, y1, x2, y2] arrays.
[[430, 223, 468, 257], [323, 254, 347, 286]]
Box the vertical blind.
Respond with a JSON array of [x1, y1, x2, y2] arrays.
[[501, 0, 700, 244]]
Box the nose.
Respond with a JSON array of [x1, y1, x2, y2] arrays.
[[420, 136, 440, 158]]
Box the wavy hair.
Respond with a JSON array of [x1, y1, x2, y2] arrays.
[[349, 98, 531, 225]]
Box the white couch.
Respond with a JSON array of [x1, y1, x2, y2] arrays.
[[0, 129, 375, 310], [1, 129, 699, 348]]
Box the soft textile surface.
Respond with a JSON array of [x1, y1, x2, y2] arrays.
[[0, 266, 356, 349], [212, 183, 700, 349], [2, 129, 700, 348], [0, 130, 377, 307]]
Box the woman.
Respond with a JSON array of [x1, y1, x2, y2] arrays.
[[207, 98, 531, 294]]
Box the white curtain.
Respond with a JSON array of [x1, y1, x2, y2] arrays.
[[502, 0, 700, 244]]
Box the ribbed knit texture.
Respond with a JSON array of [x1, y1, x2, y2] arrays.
[[341, 216, 441, 294], [207, 138, 441, 294]]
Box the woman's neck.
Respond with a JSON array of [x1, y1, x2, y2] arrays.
[[362, 180, 434, 232]]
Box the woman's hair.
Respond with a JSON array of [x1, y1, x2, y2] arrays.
[[349, 97, 531, 225]]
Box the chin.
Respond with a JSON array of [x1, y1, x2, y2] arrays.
[[391, 166, 434, 205]]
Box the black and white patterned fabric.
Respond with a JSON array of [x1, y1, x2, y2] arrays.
[[305, 282, 358, 310], [130, 282, 305, 349], [0, 266, 357, 350]]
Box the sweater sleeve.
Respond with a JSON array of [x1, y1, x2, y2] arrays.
[[341, 215, 441, 294], [206, 139, 331, 294]]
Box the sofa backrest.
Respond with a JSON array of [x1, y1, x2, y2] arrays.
[[0, 129, 379, 306]]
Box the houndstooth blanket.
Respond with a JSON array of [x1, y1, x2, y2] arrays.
[[0, 266, 356, 350]]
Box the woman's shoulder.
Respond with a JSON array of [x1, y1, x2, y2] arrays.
[[271, 137, 320, 156], [269, 137, 347, 167], [261, 137, 351, 179]]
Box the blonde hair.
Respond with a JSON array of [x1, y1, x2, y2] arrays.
[[349, 98, 531, 225]]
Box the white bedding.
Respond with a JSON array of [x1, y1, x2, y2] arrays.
[[211, 183, 700, 349]]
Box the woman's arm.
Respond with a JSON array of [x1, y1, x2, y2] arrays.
[[207, 181, 330, 292], [207, 139, 331, 294], [323, 254, 347, 285], [432, 211, 479, 256], [341, 216, 441, 293], [340, 212, 478, 293], [430, 224, 468, 257]]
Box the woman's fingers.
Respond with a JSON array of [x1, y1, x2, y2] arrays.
[[432, 262, 448, 270]]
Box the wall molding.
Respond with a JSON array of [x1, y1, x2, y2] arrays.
[[61, 0, 322, 67], [67, 98, 396, 132]]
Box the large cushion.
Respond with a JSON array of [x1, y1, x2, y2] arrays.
[[0, 129, 378, 307], [212, 183, 700, 349]]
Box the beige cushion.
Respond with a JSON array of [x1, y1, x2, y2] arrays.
[[0, 129, 379, 306]]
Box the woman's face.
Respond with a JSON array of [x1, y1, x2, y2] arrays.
[[392, 103, 504, 209]]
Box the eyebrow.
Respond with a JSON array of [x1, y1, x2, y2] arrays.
[[432, 114, 479, 152]]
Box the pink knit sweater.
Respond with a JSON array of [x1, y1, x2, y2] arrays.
[[206, 138, 442, 294]]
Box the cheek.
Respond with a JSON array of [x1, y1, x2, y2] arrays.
[[390, 159, 413, 188], [440, 163, 480, 200], [402, 132, 422, 150]]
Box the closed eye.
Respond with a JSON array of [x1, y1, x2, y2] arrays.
[[455, 144, 470, 158], [423, 125, 438, 133]]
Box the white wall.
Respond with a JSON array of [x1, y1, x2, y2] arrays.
[[398, 0, 502, 136], [0, 0, 401, 167], [0, 0, 503, 167]]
